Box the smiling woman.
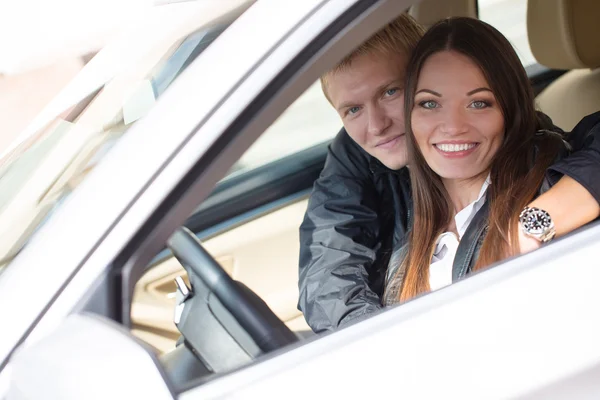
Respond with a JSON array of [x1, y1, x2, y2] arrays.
[[383, 17, 599, 304]]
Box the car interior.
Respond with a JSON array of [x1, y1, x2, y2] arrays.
[[126, 0, 600, 391], [528, 0, 600, 131]]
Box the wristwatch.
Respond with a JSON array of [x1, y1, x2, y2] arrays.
[[519, 206, 556, 243]]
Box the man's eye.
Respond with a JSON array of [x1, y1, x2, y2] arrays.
[[419, 100, 438, 109], [348, 106, 361, 115], [470, 100, 489, 109]]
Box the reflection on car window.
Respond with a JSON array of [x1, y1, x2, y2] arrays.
[[224, 81, 341, 180], [0, 20, 236, 272]]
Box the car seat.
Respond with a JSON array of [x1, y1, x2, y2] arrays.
[[528, 0, 600, 130], [409, 0, 477, 26]]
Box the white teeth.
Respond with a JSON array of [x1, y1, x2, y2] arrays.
[[435, 143, 477, 152]]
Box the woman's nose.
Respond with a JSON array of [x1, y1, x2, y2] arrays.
[[440, 108, 468, 135]]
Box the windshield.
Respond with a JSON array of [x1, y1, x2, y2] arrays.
[[0, 5, 242, 272]]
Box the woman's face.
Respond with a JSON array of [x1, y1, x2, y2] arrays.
[[411, 50, 505, 182]]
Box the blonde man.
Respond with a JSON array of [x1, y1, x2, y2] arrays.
[[298, 14, 424, 333]]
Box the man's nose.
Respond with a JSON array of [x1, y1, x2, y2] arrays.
[[440, 108, 469, 135], [366, 107, 392, 136]]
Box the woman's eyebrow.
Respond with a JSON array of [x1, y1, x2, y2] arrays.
[[415, 89, 441, 96], [467, 87, 493, 96]]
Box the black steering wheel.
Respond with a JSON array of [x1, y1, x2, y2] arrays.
[[166, 227, 298, 354]]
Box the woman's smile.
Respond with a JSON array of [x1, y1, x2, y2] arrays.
[[433, 142, 479, 157]]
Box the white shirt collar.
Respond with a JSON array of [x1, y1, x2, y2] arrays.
[[429, 174, 491, 290], [432, 174, 491, 259], [453, 174, 491, 239]]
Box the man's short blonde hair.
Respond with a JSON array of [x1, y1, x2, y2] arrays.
[[321, 13, 425, 103]]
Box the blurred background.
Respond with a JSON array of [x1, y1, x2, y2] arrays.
[[0, 0, 532, 155]]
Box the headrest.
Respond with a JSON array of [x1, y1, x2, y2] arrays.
[[528, 0, 600, 69], [409, 0, 477, 26]]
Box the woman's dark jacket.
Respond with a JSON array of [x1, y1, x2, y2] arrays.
[[298, 111, 600, 333]]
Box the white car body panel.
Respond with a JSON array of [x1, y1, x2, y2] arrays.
[[7, 315, 176, 400], [183, 224, 600, 399]]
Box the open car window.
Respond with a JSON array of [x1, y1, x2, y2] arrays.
[[224, 81, 340, 179]]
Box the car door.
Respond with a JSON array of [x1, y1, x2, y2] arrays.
[[179, 219, 600, 399]]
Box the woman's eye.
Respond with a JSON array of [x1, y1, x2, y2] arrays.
[[470, 100, 489, 109], [419, 100, 438, 109], [385, 88, 398, 96]]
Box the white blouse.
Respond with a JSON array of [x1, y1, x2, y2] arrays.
[[429, 176, 491, 291]]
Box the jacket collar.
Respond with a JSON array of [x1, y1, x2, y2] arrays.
[[451, 200, 490, 281], [368, 156, 408, 177]]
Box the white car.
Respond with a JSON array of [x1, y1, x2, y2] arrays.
[[1, 0, 600, 398]]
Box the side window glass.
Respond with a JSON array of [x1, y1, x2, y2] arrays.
[[224, 81, 340, 179], [478, 0, 535, 67]]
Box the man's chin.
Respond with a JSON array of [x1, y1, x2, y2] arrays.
[[379, 156, 408, 171], [373, 139, 407, 170]]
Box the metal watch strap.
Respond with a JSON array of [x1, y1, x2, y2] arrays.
[[519, 206, 556, 243]]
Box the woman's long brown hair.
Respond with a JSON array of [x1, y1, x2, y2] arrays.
[[395, 17, 564, 302]]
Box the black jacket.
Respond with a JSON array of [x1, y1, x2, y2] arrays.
[[298, 111, 600, 333]]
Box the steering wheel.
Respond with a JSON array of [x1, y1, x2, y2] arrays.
[[166, 227, 298, 354]]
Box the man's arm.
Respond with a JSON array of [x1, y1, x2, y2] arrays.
[[519, 111, 600, 253], [549, 110, 600, 204], [519, 175, 600, 253], [298, 129, 383, 333]]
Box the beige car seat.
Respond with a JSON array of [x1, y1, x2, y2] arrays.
[[528, 0, 600, 131], [408, 0, 477, 27], [409, 0, 477, 25]]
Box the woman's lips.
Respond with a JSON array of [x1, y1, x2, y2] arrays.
[[433, 142, 479, 157]]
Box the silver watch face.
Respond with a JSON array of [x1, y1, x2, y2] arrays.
[[520, 207, 552, 235]]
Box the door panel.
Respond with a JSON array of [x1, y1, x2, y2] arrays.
[[131, 198, 311, 353]]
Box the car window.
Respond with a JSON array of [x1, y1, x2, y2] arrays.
[[0, 15, 239, 272], [224, 81, 340, 179], [478, 0, 535, 67]]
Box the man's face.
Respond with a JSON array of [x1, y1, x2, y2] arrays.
[[327, 51, 408, 170]]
